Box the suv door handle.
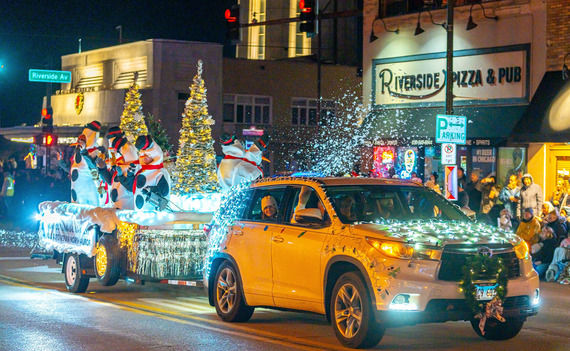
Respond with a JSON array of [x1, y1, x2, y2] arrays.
[[233, 230, 244, 236], [272, 235, 284, 243]]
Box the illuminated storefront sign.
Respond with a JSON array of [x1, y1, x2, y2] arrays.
[[372, 45, 529, 108]]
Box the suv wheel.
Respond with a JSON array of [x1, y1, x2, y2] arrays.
[[214, 262, 254, 322], [470, 317, 525, 340], [331, 272, 384, 349]]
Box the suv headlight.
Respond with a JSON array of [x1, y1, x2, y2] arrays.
[[366, 237, 413, 260], [411, 243, 442, 261], [514, 240, 530, 260]]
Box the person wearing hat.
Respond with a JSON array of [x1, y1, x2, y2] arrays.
[[106, 126, 125, 164], [100, 136, 140, 210], [69, 121, 103, 206], [133, 135, 171, 211], [261, 195, 278, 221], [516, 207, 541, 248]]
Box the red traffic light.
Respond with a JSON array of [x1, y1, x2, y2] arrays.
[[299, 0, 314, 12], [225, 8, 237, 22], [45, 134, 57, 146]]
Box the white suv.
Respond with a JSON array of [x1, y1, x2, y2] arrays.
[[204, 177, 539, 348]]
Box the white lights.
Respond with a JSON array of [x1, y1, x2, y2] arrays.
[[389, 293, 419, 311], [532, 288, 540, 306]]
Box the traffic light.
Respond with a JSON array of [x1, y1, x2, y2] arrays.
[[299, 0, 316, 36], [225, 5, 240, 43], [42, 107, 53, 133], [45, 133, 58, 147]]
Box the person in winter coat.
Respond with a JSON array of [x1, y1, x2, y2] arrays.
[[499, 174, 521, 222], [516, 207, 541, 248], [133, 135, 171, 211], [519, 173, 543, 220], [466, 172, 482, 213], [549, 179, 566, 209], [540, 201, 555, 222], [69, 121, 103, 206], [545, 209, 568, 245], [479, 175, 499, 214], [531, 225, 558, 279]]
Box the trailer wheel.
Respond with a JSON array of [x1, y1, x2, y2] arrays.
[[95, 235, 121, 286], [65, 253, 89, 293]]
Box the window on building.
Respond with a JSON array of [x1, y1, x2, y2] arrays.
[[288, 1, 311, 57], [248, 0, 266, 59], [224, 94, 272, 124], [291, 98, 336, 126]]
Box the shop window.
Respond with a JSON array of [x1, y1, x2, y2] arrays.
[[223, 94, 272, 125], [291, 98, 336, 126]]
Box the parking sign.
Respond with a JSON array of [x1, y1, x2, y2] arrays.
[[436, 115, 467, 144]]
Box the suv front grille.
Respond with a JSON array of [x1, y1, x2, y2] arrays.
[[438, 245, 521, 282]]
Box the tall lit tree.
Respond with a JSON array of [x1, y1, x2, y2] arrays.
[[120, 72, 148, 143], [172, 60, 219, 194]]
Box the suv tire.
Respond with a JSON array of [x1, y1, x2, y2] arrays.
[[214, 262, 254, 322], [470, 317, 525, 340], [331, 272, 384, 349]]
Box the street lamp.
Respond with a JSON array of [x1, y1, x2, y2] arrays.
[[414, 8, 446, 36], [370, 16, 399, 43], [466, 3, 499, 31]]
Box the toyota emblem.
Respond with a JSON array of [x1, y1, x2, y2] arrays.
[[477, 246, 493, 257]]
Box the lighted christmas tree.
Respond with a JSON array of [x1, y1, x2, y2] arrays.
[[147, 113, 173, 154], [120, 72, 148, 143], [172, 60, 219, 194]]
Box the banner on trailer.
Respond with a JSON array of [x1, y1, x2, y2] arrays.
[[38, 212, 97, 257]]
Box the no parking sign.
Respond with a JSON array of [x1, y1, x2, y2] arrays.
[[441, 143, 456, 165]]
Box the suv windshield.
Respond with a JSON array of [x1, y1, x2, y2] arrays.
[[326, 185, 468, 223]]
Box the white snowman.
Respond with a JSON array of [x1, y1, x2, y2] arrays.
[[133, 135, 171, 211], [109, 136, 140, 210], [70, 121, 102, 206], [217, 133, 266, 193]]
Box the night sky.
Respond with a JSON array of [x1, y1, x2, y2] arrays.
[[0, 0, 236, 129]]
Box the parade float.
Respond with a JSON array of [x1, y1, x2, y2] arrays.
[[37, 61, 232, 292]]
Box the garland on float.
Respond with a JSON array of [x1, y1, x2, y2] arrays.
[[459, 254, 509, 316]]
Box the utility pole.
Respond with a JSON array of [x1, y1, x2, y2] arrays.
[[445, 1, 454, 115]]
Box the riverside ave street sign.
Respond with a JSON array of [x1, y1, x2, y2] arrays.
[[29, 69, 71, 83], [436, 114, 467, 144]]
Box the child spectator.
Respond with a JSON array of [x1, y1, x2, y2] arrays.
[[499, 209, 513, 231], [516, 207, 541, 247], [531, 226, 558, 279]]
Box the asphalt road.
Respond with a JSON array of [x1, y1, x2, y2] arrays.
[[1, 247, 569, 351]]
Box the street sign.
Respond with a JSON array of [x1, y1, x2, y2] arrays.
[[444, 165, 458, 201], [441, 143, 456, 165], [436, 114, 467, 144], [29, 69, 72, 83]]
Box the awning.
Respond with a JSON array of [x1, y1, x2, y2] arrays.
[[511, 71, 570, 143], [368, 104, 527, 144]]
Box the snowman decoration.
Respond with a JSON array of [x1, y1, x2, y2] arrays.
[[70, 121, 102, 206], [217, 133, 267, 193], [133, 135, 171, 211], [110, 135, 140, 210]]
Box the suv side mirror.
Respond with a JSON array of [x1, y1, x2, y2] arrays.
[[294, 208, 324, 225], [461, 207, 477, 221]]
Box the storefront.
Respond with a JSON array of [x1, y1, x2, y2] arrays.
[[510, 71, 570, 201], [363, 43, 533, 186]]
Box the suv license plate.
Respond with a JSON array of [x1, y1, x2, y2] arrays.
[[475, 283, 498, 301]]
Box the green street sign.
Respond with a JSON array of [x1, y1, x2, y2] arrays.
[[436, 114, 467, 144], [29, 69, 72, 83]]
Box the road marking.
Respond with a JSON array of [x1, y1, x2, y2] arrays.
[[0, 274, 345, 350], [138, 298, 214, 314], [7, 265, 61, 273]]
